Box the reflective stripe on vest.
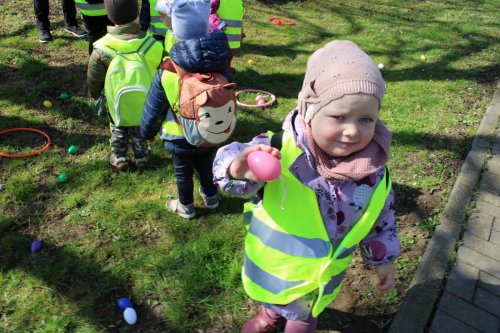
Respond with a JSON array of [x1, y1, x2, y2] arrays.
[[160, 69, 184, 140], [242, 130, 392, 317], [217, 0, 244, 48], [75, 0, 106, 16], [149, 0, 167, 36]]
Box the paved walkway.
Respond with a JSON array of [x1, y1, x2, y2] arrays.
[[389, 81, 500, 333]]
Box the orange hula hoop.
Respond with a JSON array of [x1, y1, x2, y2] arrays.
[[0, 128, 51, 158], [268, 17, 296, 26]]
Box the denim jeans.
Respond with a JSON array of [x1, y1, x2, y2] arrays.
[[165, 139, 217, 206]]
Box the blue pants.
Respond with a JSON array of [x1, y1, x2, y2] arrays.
[[165, 139, 217, 206]]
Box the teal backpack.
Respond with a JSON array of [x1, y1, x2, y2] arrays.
[[95, 35, 163, 126]]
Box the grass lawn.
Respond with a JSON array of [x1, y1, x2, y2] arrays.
[[1, 0, 499, 332]]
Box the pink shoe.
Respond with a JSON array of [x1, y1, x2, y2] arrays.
[[241, 306, 285, 333]]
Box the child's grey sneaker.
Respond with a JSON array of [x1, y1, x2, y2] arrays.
[[166, 199, 196, 219], [109, 154, 129, 171], [198, 187, 220, 209], [134, 155, 149, 168], [134, 149, 151, 167], [39, 30, 53, 43], [64, 25, 87, 37]]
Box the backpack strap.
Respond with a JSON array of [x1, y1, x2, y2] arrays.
[[136, 36, 158, 56], [160, 58, 209, 82], [102, 35, 157, 56]]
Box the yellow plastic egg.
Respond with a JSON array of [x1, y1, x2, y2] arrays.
[[43, 100, 52, 108], [420, 54, 426, 61], [247, 59, 256, 65]]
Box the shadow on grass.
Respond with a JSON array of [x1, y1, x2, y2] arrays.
[[0, 230, 170, 332], [0, 114, 108, 152], [0, 62, 98, 122]]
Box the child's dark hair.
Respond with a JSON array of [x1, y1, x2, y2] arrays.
[[104, 0, 139, 25]]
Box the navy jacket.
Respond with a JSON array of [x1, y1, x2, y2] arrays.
[[140, 30, 231, 141]]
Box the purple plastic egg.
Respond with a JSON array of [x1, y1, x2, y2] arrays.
[[30, 240, 42, 253], [255, 95, 264, 102]]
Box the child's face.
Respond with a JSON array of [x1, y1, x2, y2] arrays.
[[310, 93, 379, 158]]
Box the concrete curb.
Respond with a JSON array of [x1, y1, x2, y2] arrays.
[[389, 81, 500, 333]]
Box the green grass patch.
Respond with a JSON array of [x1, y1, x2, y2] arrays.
[[1, 0, 498, 331]]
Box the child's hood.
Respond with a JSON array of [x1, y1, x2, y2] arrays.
[[169, 30, 231, 74]]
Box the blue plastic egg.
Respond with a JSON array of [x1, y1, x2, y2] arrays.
[[31, 240, 42, 253], [116, 297, 133, 310], [123, 307, 137, 325]]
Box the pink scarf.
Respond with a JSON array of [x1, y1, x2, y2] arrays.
[[302, 117, 392, 181]]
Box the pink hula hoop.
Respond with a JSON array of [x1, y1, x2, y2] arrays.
[[235, 89, 276, 108]]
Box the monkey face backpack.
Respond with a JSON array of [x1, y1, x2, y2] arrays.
[[162, 60, 238, 147]]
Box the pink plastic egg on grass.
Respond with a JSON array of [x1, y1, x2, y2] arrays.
[[255, 95, 264, 102], [247, 151, 281, 181], [257, 99, 266, 107]]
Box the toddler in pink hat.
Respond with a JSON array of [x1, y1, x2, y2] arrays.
[[213, 40, 400, 333]]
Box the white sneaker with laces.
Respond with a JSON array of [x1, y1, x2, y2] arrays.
[[166, 199, 196, 219]]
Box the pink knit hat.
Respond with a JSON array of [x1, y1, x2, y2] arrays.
[[298, 40, 386, 123]]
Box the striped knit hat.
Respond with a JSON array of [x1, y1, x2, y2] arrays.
[[298, 40, 386, 123]]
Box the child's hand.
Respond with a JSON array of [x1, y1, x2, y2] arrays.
[[228, 145, 280, 182], [375, 263, 396, 292]]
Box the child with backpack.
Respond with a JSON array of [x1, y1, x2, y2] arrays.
[[87, 0, 164, 171], [213, 40, 400, 333], [140, 0, 234, 219]]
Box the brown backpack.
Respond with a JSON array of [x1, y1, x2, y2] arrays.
[[162, 59, 238, 147]]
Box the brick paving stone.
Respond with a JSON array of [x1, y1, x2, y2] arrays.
[[462, 232, 500, 261], [491, 229, 500, 245], [430, 310, 481, 333], [439, 292, 500, 332], [492, 136, 500, 155], [478, 190, 500, 207], [476, 199, 500, 218], [457, 246, 500, 279], [478, 271, 500, 297], [474, 287, 500, 317], [466, 213, 494, 240], [480, 171, 500, 195], [488, 155, 500, 173], [446, 259, 478, 301], [494, 219, 500, 232]]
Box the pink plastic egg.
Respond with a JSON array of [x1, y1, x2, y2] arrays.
[[255, 95, 264, 102], [257, 99, 266, 106], [247, 151, 281, 181]]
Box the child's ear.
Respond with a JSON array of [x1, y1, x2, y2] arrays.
[[223, 82, 237, 90]]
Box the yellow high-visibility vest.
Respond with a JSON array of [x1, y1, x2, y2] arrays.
[[160, 68, 184, 140], [149, 0, 168, 36], [217, 0, 244, 49], [242, 130, 392, 317], [75, 0, 106, 16]]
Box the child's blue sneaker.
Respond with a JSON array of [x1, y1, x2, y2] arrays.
[[198, 187, 220, 209], [166, 199, 196, 219]]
